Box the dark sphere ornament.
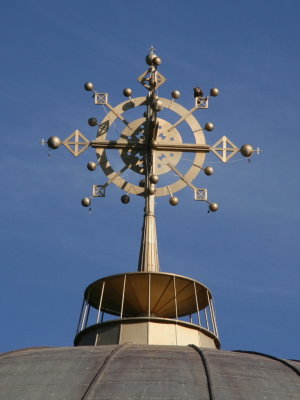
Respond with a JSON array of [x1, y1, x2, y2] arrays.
[[152, 56, 162, 66], [139, 179, 146, 188], [87, 161, 97, 171], [146, 53, 157, 66], [209, 202, 219, 212], [121, 194, 130, 204], [81, 197, 91, 207], [204, 166, 214, 176], [193, 87, 204, 97], [47, 136, 61, 149], [123, 88, 132, 97], [84, 82, 94, 91], [210, 88, 219, 97], [171, 90, 181, 99], [88, 117, 98, 127], [240, 144, 254, 158], [169, 196, 179, 206], [205, 122, 214, 132], [150, 175, 159, 184]]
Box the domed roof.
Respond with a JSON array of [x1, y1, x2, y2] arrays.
[[1, 344, 299, 399]]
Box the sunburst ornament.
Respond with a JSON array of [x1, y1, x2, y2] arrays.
[[44, 48, 259, 272]]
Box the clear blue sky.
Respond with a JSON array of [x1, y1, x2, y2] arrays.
[[0, 0, 299, 359]]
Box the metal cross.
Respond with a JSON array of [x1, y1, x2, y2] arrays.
[[45, 49, 258, 272]]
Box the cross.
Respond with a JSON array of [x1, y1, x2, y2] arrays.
[[148, 45, 156, 54], [44, 50, 258, 272]]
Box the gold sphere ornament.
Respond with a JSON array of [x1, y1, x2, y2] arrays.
[[150, 175, 159, 184], [209, 202, 219, 212], [123, 88, 132, 97], [171, 90, 181, 99], [87, 161, 97, 171], [169, 196, 179, 206], [152, 56, 162, 66], [240, 144, 254, 158], [152, 140, 158, 149], [47, 136, 61, 149], [81, 197, 91, 207], [204, 166, 214, 176], [148, 185, 156, 195], [146, 53, 157, 66], [84, 82, 94, 91], [205, 122, 214, 132], [154, 100, 163, 112], [210, 88, 219, 97]]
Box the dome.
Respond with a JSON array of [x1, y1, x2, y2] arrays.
[[0, 344, 299, 399]]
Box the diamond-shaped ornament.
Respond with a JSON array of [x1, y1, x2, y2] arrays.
[[93, 185, 106, 197], [211, 136, 239, 163], [137, 69, 166, 90], [195, 97, 209, 109], [194, 188, 208, 201], [94, 93, 108, 105], [63, 130, 90, 157]]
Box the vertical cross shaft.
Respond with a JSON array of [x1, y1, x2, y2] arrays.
[[138, 193, 160, 272], [138, 53, 160, 272]]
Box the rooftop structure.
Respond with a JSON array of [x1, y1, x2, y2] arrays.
[[1, 49, 298, 399], [46, 46, 255, 349]]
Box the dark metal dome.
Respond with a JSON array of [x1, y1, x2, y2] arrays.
[[1, 344, 299, 399]]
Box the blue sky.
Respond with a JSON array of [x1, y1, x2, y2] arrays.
[[0, 0, 299, 359]]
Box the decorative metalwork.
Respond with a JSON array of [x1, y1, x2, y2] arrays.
[[195, 96, 209, 109], [63, 130, 90, 157], [92, 185, 106, 197], [194, 189, 208, 201], [210, 136, 240, 162], [137, 69, 167, 90], [94, 92, 108, 105], [45, 48, 258, 273]]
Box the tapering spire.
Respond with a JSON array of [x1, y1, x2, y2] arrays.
[[138, 194, 160, 272]]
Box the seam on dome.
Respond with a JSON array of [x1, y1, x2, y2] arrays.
[[80, 343, 129, 400], [189, 345, 215, 400]]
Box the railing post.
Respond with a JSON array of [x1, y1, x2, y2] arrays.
[[96, 281, 105, 324]]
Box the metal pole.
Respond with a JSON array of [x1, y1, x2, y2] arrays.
[[206, 290, 214, 334], [209, 299, 217, 336], [193, 281, 201, 326], [85, 304, 90, 329], [81, 291, 91, 331], [211, 298, 219, 338], [96, 281, 105, 324], [173, 276, 178, 320], [120, 275, 127, 318], [80, 301, 88, 331], [204, 308, 209, 331], [76, 298, 85, 334]]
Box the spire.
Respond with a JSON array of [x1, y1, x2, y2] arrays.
[[138, 194, 160, 272], [45, 48, 258, 349]]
